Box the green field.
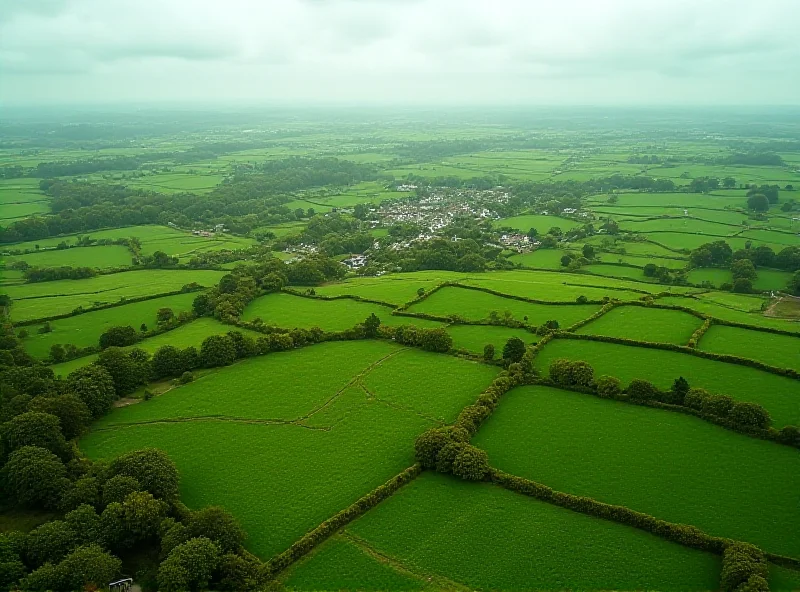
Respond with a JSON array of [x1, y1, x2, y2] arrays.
[[496, 214, 581, 234], [447, 324, 538, 354], [407, 286, 602, 325], [241, 292, 440, 331], [699, 325, 800, 372], [21, 291, 198, 358], [4, 269, 224, 322], [474, 386, 800, 558], [576, 305, 702, 344], [658, 295, 800, 333], [81, 341, 496, 557], [336, 472, 721, 591], [3, 245, 133, 269], [533, 338, 800, 427]]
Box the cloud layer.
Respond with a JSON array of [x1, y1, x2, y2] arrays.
[[1, 0, 797, 105]]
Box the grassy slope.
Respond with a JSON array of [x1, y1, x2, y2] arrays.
[[534, 338, 800, 427], [474, 386, 800, 558], [346, 472, 720, 591], [21, 292, 198, 359], [699, 325, 800, 372], [576, 305, 702, 344]]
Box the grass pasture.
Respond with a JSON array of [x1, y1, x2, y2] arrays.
[[447, 324, 538, 355], [576, 305, 702, 344], [699, 325, 800, 372], [533, 338, 800, 427], [21, 291, 198, 358], [341, 472, 720, 591], [496, 214, 580, 234], [5, 269, 225, 322], [407, 286, 602, 326], [81, 341, 496, 558], [657, 296, 800, 333], [474, 386, 800, 558], [3, 245, 133, 270]]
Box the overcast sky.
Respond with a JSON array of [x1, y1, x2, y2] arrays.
[[0, 0, 797, 106]]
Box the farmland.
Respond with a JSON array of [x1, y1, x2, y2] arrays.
[[1, 108, 800, 591]]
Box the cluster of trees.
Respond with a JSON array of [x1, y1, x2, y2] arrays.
[[746, 185, 781, 212], [414, 426, 489, 480], [720, 543, 769, 592], [388, 325, 452, 353], [21, 266, 98, 283], [369, 237, 499, 274], [690, 241, 733, 267]]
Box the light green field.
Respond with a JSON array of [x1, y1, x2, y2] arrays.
[[687, 268, 732, 287], [474, 386, 800, 558], [496, 214, 580, 234], [80, 341, 496, 558], [576, 305, 702, 344], [533, 338, 800, 427], [753, 269, 794, 292], [447, 324, 538, 354], [313, 271, 473, 305], [341, 472, 720, 591], [408, 286, 602, 326], [241, 292, 441, 331], [0, 202, 50, 224], [582, 263, 652, 282], [594, 252, 688, 269], [699, 325, 800, 372], [508, 249, 570, 269], [657, 296, 800, 333], [3, 245, 133, 269], [21, 292, 198, 358], [619, 217, 740, 235], [5, 269, 224, 322]]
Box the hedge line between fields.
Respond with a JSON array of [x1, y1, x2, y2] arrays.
[[554, 331, 800, 380], [489, 467, 800, 573], [263, 464, 422, 578], [280, 287, 397, 309], [12, 284, 207, 327]]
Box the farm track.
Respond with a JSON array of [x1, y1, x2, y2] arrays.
[[339, 531, 470, 592]]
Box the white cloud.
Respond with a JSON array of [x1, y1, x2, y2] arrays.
[[0, 0, 797, 105]]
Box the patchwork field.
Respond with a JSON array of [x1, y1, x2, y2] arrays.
[[474, 386, 800, 558], [699, 325, 800, 372], [533, 338, 800, 427], [80, 342, 497, 558], [576, 305, 702, 344], [2, 245, 133, 269], [447, 324, 538, 354], [407, 286, 602, 325]]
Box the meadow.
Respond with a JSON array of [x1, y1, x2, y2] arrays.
[[447, 324, 538, 354], [81, 341, 497, 558], [21, 291, 198, 358], [4, 269, 224, 322], [407, 286, 602, 325], [576, 305, 703, 344], [3, 245, 133, 270], [533, 338, 800, 427], [329, 473, 722, 591], [474, 386, 800, 558], [698, 325, 800, 372]]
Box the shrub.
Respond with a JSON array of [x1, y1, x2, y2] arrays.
[[413, 426, 468, 469], [684, 388, 710, 411], [777, 425, 800, 447], [419, 328, 452, 353], [99, 325, 139, 349], [549, 358, 594, 387], [626, 379, 661, 402], [455, 404, 491, 435], [483, 343, 495, 361], [720, 542, 769, 592], [595, 375, 622, 398], [435, 441, 466, 474], [702, 394, 735, 418], [728, 402, 771, 430], [670, 377, 690, 405], [179, 371, 194, 384], [451, 444, 489, 481]]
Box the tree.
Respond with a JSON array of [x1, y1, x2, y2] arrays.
[[0, 535, 25, 591], [502, 337, 526, 363], [419, 328, 452, 353], [102, 475, 141, 506], [702, 394, 735, 418], [151, 345, 185, 379], [721, 543, 769, 592], [2, 446, 68, 509], [199, 334, 237, 367], [57, 544, 122, 592], [747, 193, 770, 212], [483, 343, 495, 361], [64, 504, 102, 545], [108, 448, 180, 500], [29, 394, 91, 440], [121, 491, 167, 540], [731, 259, 756, 280], [157, 307, 176, 324], [66, 365, 116, 418], [158, 537, 221, 592], [188, 507, 246, 553], [363, 313, 381, 338], [99, 325, 139, 349], [732, 277, 753, 293], [788, 271, 800, 296], [49, 343, 66, 363], [549, 359, 594, 387], [670, 377, 690, 405], [25, 520, 76, 567], [560, 254, 574, 267], [414, 426, 468, 469], [1, 411, 70, 460], [626, 379, 661, 401], [96, 347, 150, 396], [643, 263, 657, 277], [582, 244, 595, 259]]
